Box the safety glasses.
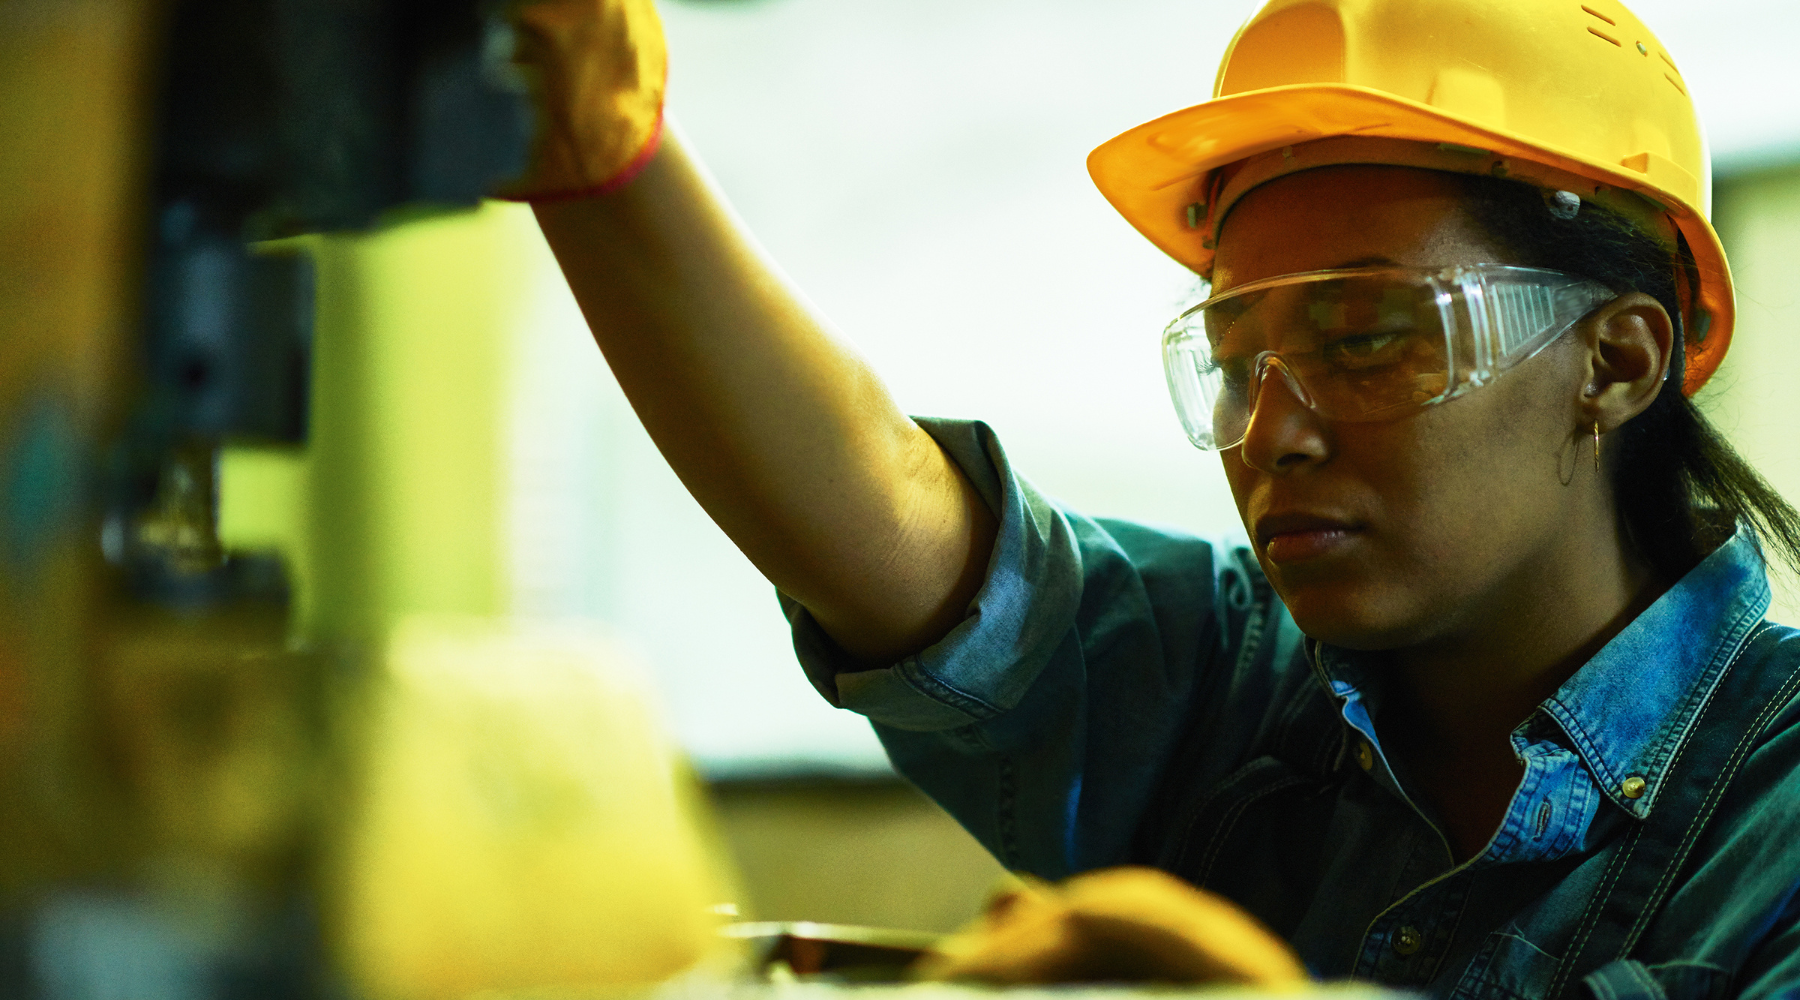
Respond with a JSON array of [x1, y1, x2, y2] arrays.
[[1162, 264, 1617, 451]]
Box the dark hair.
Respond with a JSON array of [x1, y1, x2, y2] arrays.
[[1454, 173, 1800, 582]]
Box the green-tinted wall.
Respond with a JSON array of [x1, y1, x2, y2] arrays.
[[223, 204, 544, 641], [1708, 168, 1800, 623]]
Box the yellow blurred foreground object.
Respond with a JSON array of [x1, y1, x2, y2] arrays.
[[613, 976, 1402, 1000], [1087, 0, 1733, 395], [102, 600, 319, 885], [916, 868, 1306, 987], [331, 617, 739, 999]]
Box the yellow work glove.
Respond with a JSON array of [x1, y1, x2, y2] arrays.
[[914, 868, 1307, 986], [499, 0, 668, 201]]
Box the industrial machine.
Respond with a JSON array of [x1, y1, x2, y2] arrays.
[[0, 2, 731, 996]]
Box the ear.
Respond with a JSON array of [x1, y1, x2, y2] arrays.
[[1576, 292, 1675, 432]]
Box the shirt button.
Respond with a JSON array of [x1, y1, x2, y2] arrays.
[[1394, 925, 1423, 956], [1357, 740, 1375, 771], [1621, 776, 1647, 799]]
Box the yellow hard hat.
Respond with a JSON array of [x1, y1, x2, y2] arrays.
[[1087, 0, 1732, 395]]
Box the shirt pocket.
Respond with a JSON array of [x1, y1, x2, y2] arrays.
[[1451, 928, 1728, 1000], [1451, 923, 1561, 1000]]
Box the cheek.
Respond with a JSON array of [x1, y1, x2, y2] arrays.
[[1371, 386, 1573, 578], [1218, 366, 1579, 647], [1223, 460, 1255, 528]]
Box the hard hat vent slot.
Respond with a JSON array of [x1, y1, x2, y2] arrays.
[[1579, 4, 1617, 26]]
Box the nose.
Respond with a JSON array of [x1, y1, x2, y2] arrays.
[[1236, 356, 1331, 473]]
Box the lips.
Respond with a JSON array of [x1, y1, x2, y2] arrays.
[[1255, 512, 1365, 563]]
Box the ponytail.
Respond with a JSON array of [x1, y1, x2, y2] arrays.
[[1455, 173, 1800, 580]]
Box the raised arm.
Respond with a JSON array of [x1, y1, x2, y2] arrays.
[[510, 1, 994, 663]]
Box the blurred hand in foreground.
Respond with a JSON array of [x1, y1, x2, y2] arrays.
[[500, 0, 667, 200], [913, 867, 1308, 986]]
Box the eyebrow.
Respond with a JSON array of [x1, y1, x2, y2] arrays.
[[1211, 255, 1405, 297]]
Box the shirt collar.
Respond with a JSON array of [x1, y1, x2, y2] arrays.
[[1308, 526, 1771, 820], [1543, 526, 1770, 818]]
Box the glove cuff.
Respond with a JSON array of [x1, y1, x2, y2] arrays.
[[495, 0, 669, 202], [498, 104, 665, 204]]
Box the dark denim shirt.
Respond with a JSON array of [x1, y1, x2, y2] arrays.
[[783, 419, 1800, 1000]]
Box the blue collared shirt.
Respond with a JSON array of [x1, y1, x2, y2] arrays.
[[783, 419, 1800, 1000]]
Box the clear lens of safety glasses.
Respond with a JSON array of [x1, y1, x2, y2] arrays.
[[1161, 264, 1617, 451]]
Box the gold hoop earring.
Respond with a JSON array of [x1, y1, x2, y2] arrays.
[[1592, 420, 1601, 473]]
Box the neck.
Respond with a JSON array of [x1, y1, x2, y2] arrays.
[[1375, 513, 1665, 862], [1389, 516, 1662, 757]]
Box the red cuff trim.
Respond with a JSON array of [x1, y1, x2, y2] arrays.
[[502, 108, 667, 204]]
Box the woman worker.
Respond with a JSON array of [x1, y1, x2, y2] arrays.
[[506, 0, 1800, 994]]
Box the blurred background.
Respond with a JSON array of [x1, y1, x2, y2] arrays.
[[5, 0, 1800, 993]]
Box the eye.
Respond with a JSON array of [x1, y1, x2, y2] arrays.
[[1321, 330, 1409, 369], [1211, 354, 1253, 394]]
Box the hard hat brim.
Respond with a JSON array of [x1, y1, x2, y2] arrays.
[[1087, 83, 1732, 395]]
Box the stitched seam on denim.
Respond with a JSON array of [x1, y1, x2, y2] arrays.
[[1555, 622, 1778, 992], [1630, 623, 1793, 952], [1314, 720, 1349, 776], [1263, 640, 1349, 777], [1170, 769, 1243, 876], [1558, 761, 1598, 858], [1448, 953, 1490, 1000], [1453, 931, 1550, 1000], [896, 657, 1005, 720], [1636, 603, 1767, 811], [997, 756, 1021, 869], [1194, 774, 1318, 888], [1625, 960, 1665, 999], [1188, 769, 1317, 877], [1645, 960, 1729, 999], [1632, 622, 1774, 922], [1647, 617, 1777, 808], [1271, 671, 1332, 775], [1170, 776, 1227, 876], [1588, 971, 1623, 1000], [1234, 584, 1272, 677], [1295, 684, 1350, 777], [1550, 824, 1644, 998], [1495, 930, 1559, 961], [1272, 663, 1313, 747], [947, 720, 995, 754], [1172, 674, 1326, 874], [1546, 599, 1762, 815], [1305, 638, 1339, 700], [1423, 871, 1475, 986], [1474, 980, 1536, 1000], [1585, 960, 1667, 1000], [1489, 748, 1549, 862], [1644, 960, 1728, 972], [1359, 832, 1494, 983], [1551, 708, 1620, 803]]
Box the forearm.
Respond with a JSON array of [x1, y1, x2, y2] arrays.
[[532, 129, 994, 662]]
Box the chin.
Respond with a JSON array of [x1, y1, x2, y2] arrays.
[[1269, 576, 1434, 653]]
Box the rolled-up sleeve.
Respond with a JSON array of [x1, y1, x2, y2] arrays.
[[780, 417, 1301, 878], [782, 417, 1085, 731]]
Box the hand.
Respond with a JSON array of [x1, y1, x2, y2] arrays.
[[913, 867, 1308, 986], [500, 0, 668, 200]]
